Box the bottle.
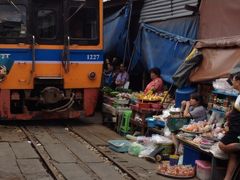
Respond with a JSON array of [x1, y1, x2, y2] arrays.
[[223, 98, 228, 107], [213, 95, 217, 104]]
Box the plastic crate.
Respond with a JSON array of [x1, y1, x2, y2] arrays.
[[146, 117, 156, 128], [167, 117, 190, 132], [108, 140, 131, 153], [160, 143, 173, 155], [151, 103, 162, 109], [183, 145, 201, 166], [195, 160, 211, 180], [155, 120, 165, 127], [138, 102, 151, 109], [114, 99, 129, 105]]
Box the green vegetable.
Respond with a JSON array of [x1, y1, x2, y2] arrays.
[[102, 87, 113, 94], [115, 87, 132, 93], [110, 92, 119, 97]]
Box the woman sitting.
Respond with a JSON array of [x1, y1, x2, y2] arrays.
[[181, 93, 207, 122], [144, 67, 163, 94], [172, 93, 207, 154]]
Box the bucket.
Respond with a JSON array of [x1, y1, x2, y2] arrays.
[[175, 86, 197, 107], [169, 155, 179, 166]]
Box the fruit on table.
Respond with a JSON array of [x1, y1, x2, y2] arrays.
[[134, 91, 170, 102], [182, 121, 211, 133], [158, 164, 195, 177]]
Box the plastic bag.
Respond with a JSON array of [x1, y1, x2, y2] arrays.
[[151, 134, 172, 144], [128, 142, 145, 156], [164, 126, 171, 137], [139, 144, 156, 158]]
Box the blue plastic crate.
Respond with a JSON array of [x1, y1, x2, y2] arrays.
[[183, 145, 201, 166], [108, 140, 131, 153], [146, 117, 156, 128], [155, 120, 165, 127]]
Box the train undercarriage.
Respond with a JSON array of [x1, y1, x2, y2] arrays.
[[0, 78, 99, 120]]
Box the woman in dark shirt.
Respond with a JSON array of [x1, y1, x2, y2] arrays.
[[219, 72, 240, 180]]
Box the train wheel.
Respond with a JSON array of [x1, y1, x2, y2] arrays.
[[155, 155, 162, 162]]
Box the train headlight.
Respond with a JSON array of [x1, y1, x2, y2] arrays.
[[88, 72, 96, 80]]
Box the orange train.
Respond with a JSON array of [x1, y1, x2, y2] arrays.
[[0, 0, 103, 120]]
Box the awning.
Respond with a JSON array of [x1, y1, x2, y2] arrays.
[[198, 0, 240, 39], [129, 16, 199, 83], [103, 2, 131, 58], [190, 48, 240, 82], [190, 0, 240, 82]]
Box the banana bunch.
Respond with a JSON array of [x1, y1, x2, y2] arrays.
[[134, 91, 171, 102]]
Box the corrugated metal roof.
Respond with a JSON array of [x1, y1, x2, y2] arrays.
[[140, 0, 199, 23]]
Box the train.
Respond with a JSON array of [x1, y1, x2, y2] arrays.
[[0, 0, 103, 120]]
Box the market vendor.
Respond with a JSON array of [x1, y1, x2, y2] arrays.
[[181, 93, 207, 122], [115, 64, 129, 88], [103, 62, 114, 87], [171, 93, 207, 154], [219, 72, 240, 180], [144, 67, 163, 94]]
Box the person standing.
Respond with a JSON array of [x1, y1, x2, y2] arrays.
[[219, 72, 240, 180], [103, 62, 114, 87]]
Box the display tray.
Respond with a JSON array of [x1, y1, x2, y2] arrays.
[[201, 136, 219, 142], [156, 171, 195, 179], [180, 129, 203, 134], [138, 99, 162, 102]]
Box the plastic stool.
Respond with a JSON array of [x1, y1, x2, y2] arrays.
[[120, 110, 132, 134]]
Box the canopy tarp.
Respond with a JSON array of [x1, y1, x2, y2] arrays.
[[129, 16, 199, 83], [190, 0, 240, 82], [172, 48, 203, 88], [190, 48, 240, 82], [198, 0, 240, 39], [103, 2, 131, 59]]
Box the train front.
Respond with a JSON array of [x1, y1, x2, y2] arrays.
[[0, 0, 103, 120]]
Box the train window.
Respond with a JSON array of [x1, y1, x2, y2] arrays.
[[69, 3, 99, 45], [0, 4, 27, 38], [37, 10, 56, 39]]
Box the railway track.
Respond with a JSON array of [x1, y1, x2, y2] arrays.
[[68, 127, 139, 180], [20, 127, 64, 180], [20, 124, 134, 180], [0, 118, 168, 180]]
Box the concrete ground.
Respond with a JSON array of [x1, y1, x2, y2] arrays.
[[0, 112, 198, 180]]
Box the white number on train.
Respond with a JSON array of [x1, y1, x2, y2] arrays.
[[87, 54, 100, 60]]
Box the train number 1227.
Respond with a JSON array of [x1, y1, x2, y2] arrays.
[[87, 54, 100, 60]]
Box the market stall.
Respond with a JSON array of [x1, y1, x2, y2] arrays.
[[101, 86, 173, 134], [102, 77, 240, 180]]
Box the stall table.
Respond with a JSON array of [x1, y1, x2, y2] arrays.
[[102, 95, 131, 131], [177, 135, 227, 180], [130, 104, 162, 135]]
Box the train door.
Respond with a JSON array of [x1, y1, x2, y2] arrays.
[[62, 0, 102, 88], [31, 0, 63, 77]]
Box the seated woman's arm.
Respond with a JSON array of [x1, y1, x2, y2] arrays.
[[183, 101, 191, 117]]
